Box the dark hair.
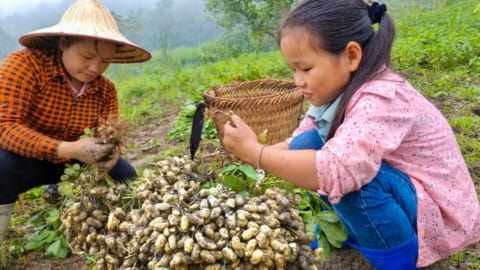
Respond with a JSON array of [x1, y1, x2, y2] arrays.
[[278, 0, 395, 140], [58, 36, 82, 47], [58, 36, 119, 59]]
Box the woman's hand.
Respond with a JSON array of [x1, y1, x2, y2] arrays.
[[93, 146, 121, 180], [57, 137, 115, 165], [222, 115, 262, 164], [93, 146, 120, 171]]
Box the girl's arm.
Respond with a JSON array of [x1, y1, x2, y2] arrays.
[[223, 115, 319, 191]]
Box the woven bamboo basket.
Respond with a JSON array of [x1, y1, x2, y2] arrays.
[[203, 79, 304, 145]]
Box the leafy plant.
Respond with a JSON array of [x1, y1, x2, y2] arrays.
[[167, 98, 217, 142], [393, 0, 480, 72], [24, 208, 70, 258], [219, 162, 261, 196], [297, 190, 348, 260], [219, 162, 347, 260]]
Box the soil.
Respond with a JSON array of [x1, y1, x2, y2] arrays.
[[3, 100, 480, 270]]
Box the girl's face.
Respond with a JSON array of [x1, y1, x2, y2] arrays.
[[59, 38, 116, 87], [280, 27, 359, 106]]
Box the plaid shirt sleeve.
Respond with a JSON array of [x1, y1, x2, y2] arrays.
[[0, 48, 119, 163], [0, 49, 61, 161], [100, 82, 118, 122]]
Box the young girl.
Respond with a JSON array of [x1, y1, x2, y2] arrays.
[[0, 0, 150, 241], [222, 0, 480, 269]]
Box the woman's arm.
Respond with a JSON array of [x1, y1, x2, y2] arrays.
[[0, 50, 62, 161]]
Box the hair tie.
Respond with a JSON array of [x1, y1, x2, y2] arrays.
[[368, 2, 387, 24]]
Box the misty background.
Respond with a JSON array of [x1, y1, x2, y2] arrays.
[[0, 0, 459, 61], [0, 0, 224, 59]]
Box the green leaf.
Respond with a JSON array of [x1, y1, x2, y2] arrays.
[[72, 163, 81, 170], [45, 239, 61, 258], [24, 240, 44, 250], [318, 220, 348, 248], [219, 164, 238, 174], [298, 194, 311, 210], [27, 212, 44, 224], [238, 190, 250, 197], [299, 210, 314, 223], [45, 236, 69, 258], [317, 210, 341, 223], [64, 167, 77, 176], [318, 233, 333, 260], [208, 187, 219, 196], [304, 218, 317, 234], [237, 164, 257, 180], [307, 191, 332, 211], [58, 182, 74, 197], [30, 229, 51, 242], [222, 175, 240, 190], [25, 186, 43, 200], [25, 229, 52, 250], [45, 209, 60, 225], [200, 182, 216, 190], [44, 230, 59, 243]]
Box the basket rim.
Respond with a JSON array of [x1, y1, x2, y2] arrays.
[[203, 79, 299, 101]]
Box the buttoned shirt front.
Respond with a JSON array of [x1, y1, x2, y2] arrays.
[[306, 93, 342, 143]]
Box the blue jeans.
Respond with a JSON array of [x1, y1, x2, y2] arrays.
[[0, 148, 137, 204], [290, 130, 418, 249]]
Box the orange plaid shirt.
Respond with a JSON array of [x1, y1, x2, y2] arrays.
[[0, 48, 118, 163]]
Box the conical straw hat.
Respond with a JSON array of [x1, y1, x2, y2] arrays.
[[18, 0, 151, 63]]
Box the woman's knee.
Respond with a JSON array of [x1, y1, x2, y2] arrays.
[[0, 149, 23, 203], [0, 148, 23, 174]]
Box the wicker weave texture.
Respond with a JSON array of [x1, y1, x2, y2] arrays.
[[203, 79, 304, 145]]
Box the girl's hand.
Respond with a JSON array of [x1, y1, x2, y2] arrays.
[[58, 138, 115, 164], [222, 115, 262, 164]]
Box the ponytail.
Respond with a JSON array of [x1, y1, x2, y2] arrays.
[[278, 0, 396, 140], [327, 10, 395, 140]]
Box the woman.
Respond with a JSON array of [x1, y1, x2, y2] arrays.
[[0, 0, 151, 241]]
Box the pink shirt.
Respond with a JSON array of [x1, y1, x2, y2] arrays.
[[290, 70, 480, 267]]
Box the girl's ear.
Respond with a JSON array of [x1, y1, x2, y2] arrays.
[[343, 41, 363, 72]]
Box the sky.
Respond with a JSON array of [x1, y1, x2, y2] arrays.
[[0, 0, 63, 16], [0, 0, 158, 17]]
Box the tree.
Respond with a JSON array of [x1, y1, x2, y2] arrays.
[[205, 0, 297, 43], [112, 11, 143, 45]]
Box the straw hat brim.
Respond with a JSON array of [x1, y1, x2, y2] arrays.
[[18, 0, 151, 64], [19, 26, 151, 64]]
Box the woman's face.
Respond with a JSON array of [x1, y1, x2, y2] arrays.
[[59, 38, 116, 87], [280, 26, 356, 106]]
